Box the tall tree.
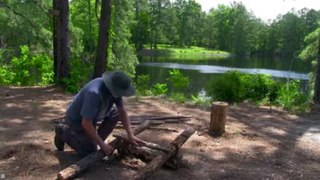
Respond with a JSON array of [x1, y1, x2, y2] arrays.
[[299, 27, 320, 104], [109, 0, 138, 75], [315, 36, 320, 104], [93, 0, 112, 78], [52, 0, 70, 81]]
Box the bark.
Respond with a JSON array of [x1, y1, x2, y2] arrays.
[[57, 120, 151, 180], [209, 101, 228, 136], [93, 0, 112, 78], [133, 127, 195, 180], [52, 0, 70, 82], [314, 36, 320, 104]]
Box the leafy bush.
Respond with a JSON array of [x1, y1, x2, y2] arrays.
[[276, 80, 308, 111], [0, 46, 53, 86], [61, 58, 92, 93], [135, 74, 151, 95], [206, 71, 244, 102], [167, 69, 189, 91], [170, 92, 187, 103], [151, 83, 168, 96], [206, 70, 309, 112], [241, 73, 280, 103]]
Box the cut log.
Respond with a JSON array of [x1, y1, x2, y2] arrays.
[[57, 120, 151, 180], [133, 127, 195, 180], [209, 101, 228, 136]]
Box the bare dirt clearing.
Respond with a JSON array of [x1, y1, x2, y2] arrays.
[[0, 86, 319, 179]]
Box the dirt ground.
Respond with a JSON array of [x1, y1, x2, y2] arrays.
[[0, 85, 320, 180]]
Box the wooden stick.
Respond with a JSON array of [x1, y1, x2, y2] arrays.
[[130, 115, 192, 121], [113, 135, 170, 153], [57, 120, 151, 180], [133, 127, 195, 180], [148, 127, 179, 132]]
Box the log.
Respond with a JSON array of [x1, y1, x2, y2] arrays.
[[57, 120, 151, 180], [118, 145, 183, 169], [133, 127, 195, 180], [209, 101, 228, 136]]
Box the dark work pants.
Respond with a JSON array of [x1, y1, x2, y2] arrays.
[[61, 109, 119, 157]]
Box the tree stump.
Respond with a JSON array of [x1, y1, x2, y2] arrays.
[[209, 101, 228, 136]]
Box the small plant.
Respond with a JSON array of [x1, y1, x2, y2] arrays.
[[167, 69, 189, 92], [170, 92, 187, 103], [151, 83, 168, 96], [191, 91, 211, 106], [276, 80, 309, 112]]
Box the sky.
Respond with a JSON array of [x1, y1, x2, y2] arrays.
[[195, 0, 320, 21]]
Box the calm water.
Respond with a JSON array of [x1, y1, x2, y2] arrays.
[[135, 56, 312, 94]]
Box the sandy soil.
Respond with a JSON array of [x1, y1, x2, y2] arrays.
[[0, 85, 320, 180]]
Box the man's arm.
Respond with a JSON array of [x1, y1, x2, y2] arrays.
[[118, 106, 143, 145], [81, 118, 114, 155]]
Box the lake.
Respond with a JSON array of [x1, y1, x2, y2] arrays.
[[135, 55, 312, 95]]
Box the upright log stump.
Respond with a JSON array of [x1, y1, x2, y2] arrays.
[[209, 101, 228, 136]]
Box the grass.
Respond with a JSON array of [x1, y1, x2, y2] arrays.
[[144, 44, 232, 60]]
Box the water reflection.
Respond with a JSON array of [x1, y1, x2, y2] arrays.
[[139, 62, 309, 80]]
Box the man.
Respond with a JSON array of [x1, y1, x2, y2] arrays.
[[54, 71, 142, 157]]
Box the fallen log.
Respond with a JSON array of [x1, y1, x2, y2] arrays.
[[57, 120, 151, 180], [133, 127, 195, 180], [130, 115, 192, 121]]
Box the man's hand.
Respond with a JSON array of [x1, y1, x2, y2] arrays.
[[128, 135, 145, 146], [100, 143, 114, 155]]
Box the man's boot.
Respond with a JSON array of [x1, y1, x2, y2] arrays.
[[54, 123, 66, 151]]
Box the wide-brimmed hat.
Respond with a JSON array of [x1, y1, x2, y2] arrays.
[[102, 71, 135, 97]]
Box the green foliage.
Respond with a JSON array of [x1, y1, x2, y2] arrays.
[[206, 70, 309, 112], [206, 71, 244, 102], [0, 46, 53, 86], [191, 93, 212, 106], [167, 69, 189, 91], [108, 0, 138, 76], [151, 83, 168, 96], [169, 92, 186, 103], [61, 58, 92, 93], [241, 73, 279, 103], [276, 80, 308, 112], [135, 74, 151, 95]]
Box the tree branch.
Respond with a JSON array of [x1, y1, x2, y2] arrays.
[[0, 1, 37, 29]]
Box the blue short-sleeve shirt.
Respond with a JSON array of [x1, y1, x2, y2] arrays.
[[66, 77, 123, 127]]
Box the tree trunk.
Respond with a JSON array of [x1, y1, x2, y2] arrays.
[[52, 0, 70, 82], [133, 127, 195, 180], [57, 120, 151, 180], [92, 0, 112, 79], [209, 101, 228, 136], [314, 36, 320, 104]]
